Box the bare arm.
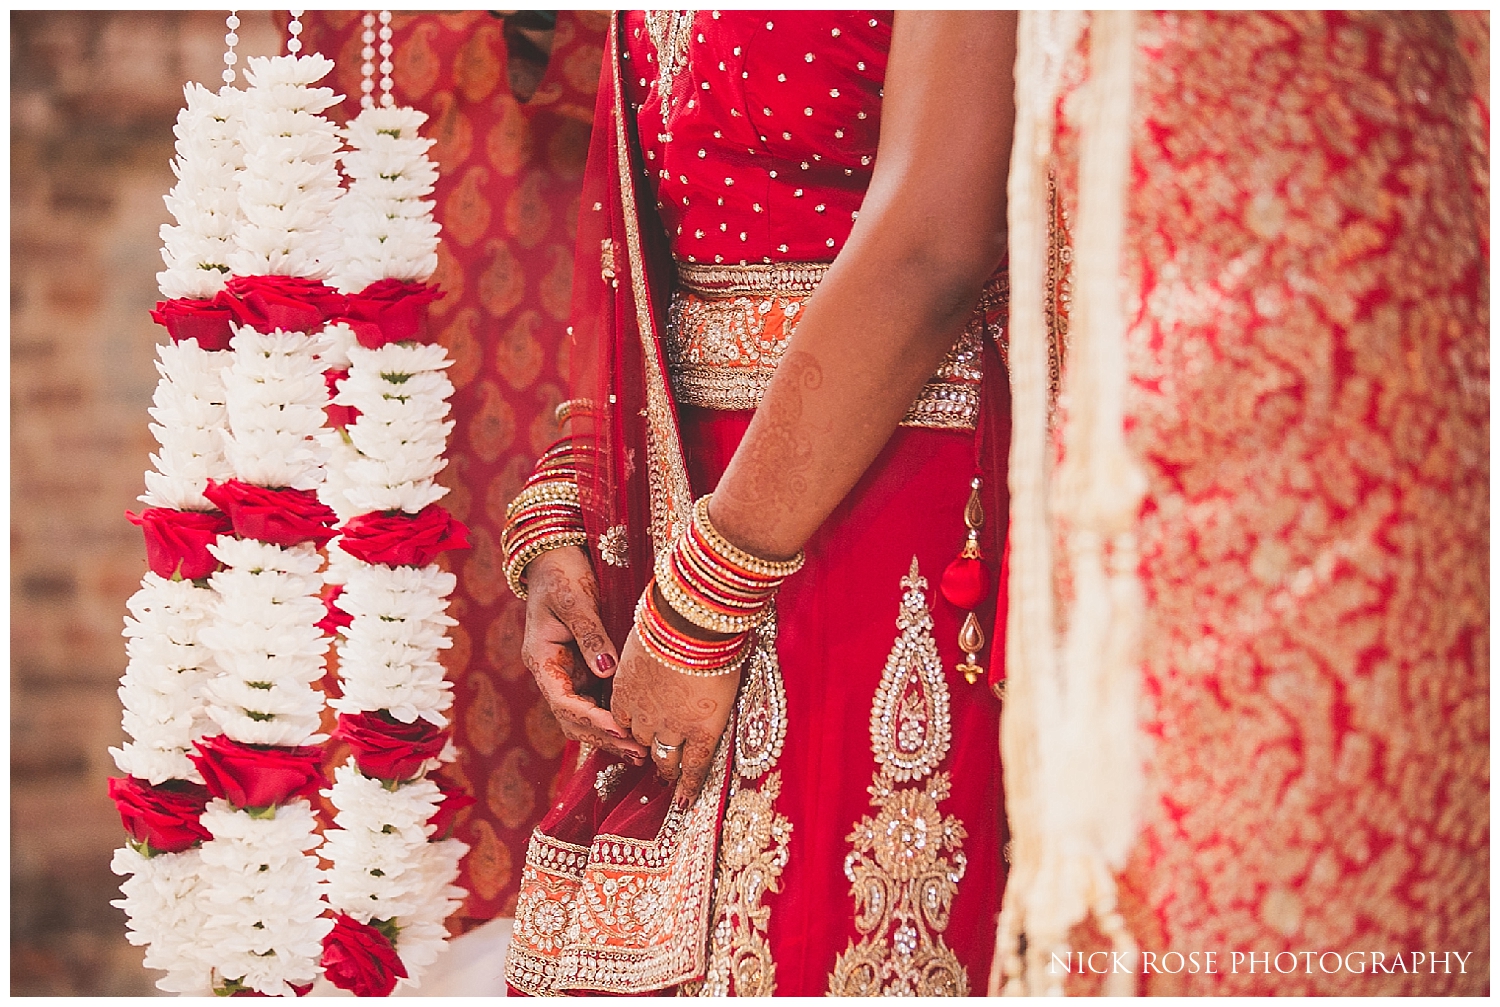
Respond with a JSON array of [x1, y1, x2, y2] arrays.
[[711, 10, 1017, 559], [613, 12, 1018, 803]]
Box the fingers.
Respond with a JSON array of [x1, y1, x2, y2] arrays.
[[556, 601, 620, 680], [673, 734, 716, 808], [531, 551, 620, 679], [650, 734, 686, 781], [524, 640, 645, 764], [551, 694, 647, 764], [628, 718, 654, 751]]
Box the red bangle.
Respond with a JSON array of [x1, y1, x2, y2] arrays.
[[634, 580, 749, 677], [652, 494, 805, 634], [501, 438, 588, 600]]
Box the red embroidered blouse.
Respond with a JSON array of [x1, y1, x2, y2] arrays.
[[621, 11, 893, 265]]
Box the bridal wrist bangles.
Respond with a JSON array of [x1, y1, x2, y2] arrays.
[[634, 494, 805, 675], [502, 439, 588, 600], [634, 585, 751, 677], [654, 497, 803, 634]]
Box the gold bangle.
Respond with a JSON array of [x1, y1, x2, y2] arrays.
[[554, 398, 596, 427], [692, 495, 805, 579], [504, 529, 588, 600], [653, 548, 770, 635], [504, 480, 580, 522]]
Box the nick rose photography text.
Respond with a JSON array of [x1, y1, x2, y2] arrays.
[[1051, 950, 1475, 976]]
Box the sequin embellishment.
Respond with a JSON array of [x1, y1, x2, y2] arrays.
[[827, 558, 969, 996], [690, 609, 793, 996]]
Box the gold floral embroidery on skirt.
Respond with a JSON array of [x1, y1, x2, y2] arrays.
[[828, 558, 970, 996], [689, 610, 793, 997]]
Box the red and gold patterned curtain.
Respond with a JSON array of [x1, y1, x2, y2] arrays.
[[298, 11, 609, 929]]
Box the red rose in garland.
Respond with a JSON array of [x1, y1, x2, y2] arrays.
[[322, 913, 408, 997], [188, 736, 327, 810], [323, 368, 358, 429], [150, 297, 237, 351], [217, 275, 346, 335], [126, 507, 234, 580], [317, 584, 354, 637], [334, 711, 449, 782], [108, 776, 213, 854], [337, 504, 469, 568], [334, 279, 445, 349], [427, 782, 477, 841], [203, 479, 338, 548]]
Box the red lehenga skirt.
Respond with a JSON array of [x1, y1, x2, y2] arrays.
[[506, 281, 1010, 996]]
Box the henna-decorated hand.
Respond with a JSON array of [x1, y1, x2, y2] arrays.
[[520, 546, 646, 765], [609, 616, 742, 807]]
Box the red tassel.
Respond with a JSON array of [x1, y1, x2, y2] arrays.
[[941, 555, 990, 611]]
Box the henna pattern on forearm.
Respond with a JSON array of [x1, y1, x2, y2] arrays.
[[715, 350, 824, 556]]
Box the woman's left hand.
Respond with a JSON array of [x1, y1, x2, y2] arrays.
[[608, 626, 742, 807]]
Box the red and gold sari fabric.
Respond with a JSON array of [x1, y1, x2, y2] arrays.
[[505, 12, 1009, 996], [1032, 12, 1488, 995]]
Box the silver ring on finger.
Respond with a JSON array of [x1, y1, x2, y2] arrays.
[[652, 737, 683, 761]]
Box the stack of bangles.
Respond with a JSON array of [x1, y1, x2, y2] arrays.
[[502, 439, 588, 600], [635, 495, 804, 677]]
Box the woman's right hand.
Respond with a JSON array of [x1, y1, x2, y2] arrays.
[[520, 545, 647, 765]]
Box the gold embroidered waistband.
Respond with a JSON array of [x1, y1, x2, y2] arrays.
[[676, 260, 830, 297], [665, 261, 1007, 432]]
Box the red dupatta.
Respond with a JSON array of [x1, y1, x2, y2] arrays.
[[568, 17, 690, 633], [504, 15, 735, 996]]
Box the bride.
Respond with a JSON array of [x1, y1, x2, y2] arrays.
[[501, 11, 1016, 995]]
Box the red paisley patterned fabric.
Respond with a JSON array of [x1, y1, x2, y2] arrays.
[[297, 11, 610, 929], [1048, 12, 1488, 994]]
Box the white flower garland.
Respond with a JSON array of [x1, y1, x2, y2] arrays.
[[199, 538, 330, 747], [141, 339, 235, 512], [329, 560, 458, 725], [323, 764, 468, 980], [319, 103, 468, 993], [197, 801, 331, 997], [111, 847, 217, 995], [331, 105, 442, 292], [113, 81, 243, 995], [191, 52, 343, 996], [158, 83, 243, 301], [340, 342, 456, 516], [220, 326, 332, 492], [227, 55, 344, 281], [112, 574, 218, 785]]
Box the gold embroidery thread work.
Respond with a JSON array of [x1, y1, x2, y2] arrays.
[[828, 558, 970, 997], [664, 266, 1007, 432], [643, 10, 694, 120], [600, 237, 618, 284], [691, 609, 793, 997]]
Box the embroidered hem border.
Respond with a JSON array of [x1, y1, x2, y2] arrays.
[[505, 736, 732, 995]]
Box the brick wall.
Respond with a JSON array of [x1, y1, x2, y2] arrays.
[[10, 12, 282, 995]]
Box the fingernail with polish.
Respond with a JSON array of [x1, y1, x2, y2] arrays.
[[595, 653, 616, 673]]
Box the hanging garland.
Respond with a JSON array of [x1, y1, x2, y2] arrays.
[[316, 43, 474, 992], [110, 60, 243, 995], [113, 11, 474, 997], [186, 43, 347, 996]]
